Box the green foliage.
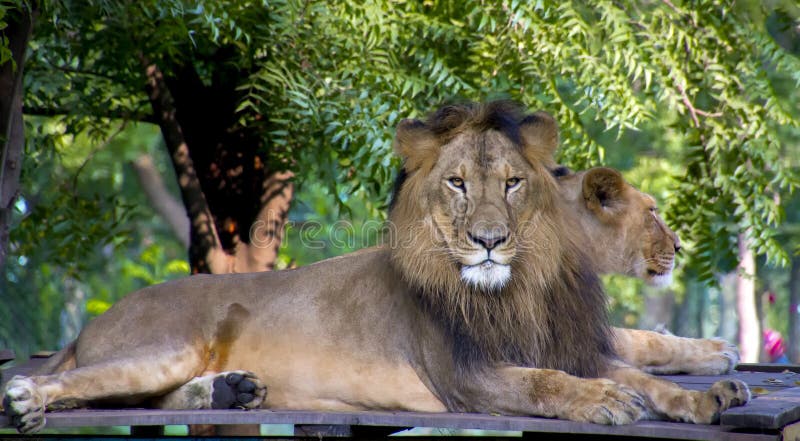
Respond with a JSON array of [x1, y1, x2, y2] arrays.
[[233, 0, 800, 279], [2, 121, 188, 357], [0, 3, 12, 67], [21, 0, 800, 273], [278, 181, 384, 267]]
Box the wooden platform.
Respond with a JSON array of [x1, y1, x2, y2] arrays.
[[2, 356, 800, 440]]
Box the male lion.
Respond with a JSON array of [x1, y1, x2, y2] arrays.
[[554, 166, 739, 375], [2, 101, 749, 434]]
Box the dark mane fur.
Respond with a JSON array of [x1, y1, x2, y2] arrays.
[[390, 101, 615, 378], [425, 100, 526, 147], [412, 241, 615, 378]]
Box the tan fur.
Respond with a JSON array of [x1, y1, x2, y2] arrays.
[[554, 167, 739, 375], [2, 102, 748, 434]]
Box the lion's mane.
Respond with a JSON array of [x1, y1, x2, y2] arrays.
[[389, 101, 615, 378]]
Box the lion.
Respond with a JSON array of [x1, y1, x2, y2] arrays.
[[553, 166, 740, 375], [2, 101, 749, 434]]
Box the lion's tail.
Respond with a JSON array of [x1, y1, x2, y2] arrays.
[[34, 341, 77, 375]]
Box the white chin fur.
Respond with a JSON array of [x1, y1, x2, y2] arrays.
[[648, 272, 673, 288], [461, 262, 511, 290]]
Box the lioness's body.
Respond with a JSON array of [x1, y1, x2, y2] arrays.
[[554, 168, 739, 375], [3, 102, 748, 434]]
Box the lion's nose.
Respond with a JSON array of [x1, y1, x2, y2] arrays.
[[468, 232, 508, 250], [674, 237, 682, 254]]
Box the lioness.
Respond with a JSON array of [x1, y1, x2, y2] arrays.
[[393, 162, 740, 376], [2, 102, 748, 434], [554, 166, 739, 375]]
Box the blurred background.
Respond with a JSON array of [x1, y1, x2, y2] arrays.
[[1, 0, 799, 365]]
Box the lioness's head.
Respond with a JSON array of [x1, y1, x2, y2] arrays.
[[555, 167, 681, 286], [389, 101, 563, 293]]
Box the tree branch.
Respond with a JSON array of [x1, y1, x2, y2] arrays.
[[23, 105, 156, 123], [71, 121, 128, 192], [131, 154, 190, 247], [674, 82, 722, 128], [42, 60, 119, 83]]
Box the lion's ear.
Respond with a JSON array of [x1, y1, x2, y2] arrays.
[[519, 111, 559, 168], [394, 118, 440, 172], [582, 167, 628, 223]]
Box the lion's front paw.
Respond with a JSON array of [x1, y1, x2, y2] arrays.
[[692, 379, 750, 424], [2, 376, 46, 434], [685, 338, 739, 375], [563, 379, 647, 425], [211, 371, 267, 410]]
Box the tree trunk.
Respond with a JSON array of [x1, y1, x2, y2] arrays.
[[141, 60, 229, 274], [0, 4, 36, 269], [674, 280, 703, 338], [141, 59, 293, 275], [737, 233, 760, 363], [718, 272, 739, 343], [235, 170, 294, 272], [789, 255, 800, 363]]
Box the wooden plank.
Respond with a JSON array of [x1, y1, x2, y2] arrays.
[[737, 364, 800, 374], [664, 372, 800, 389], [31, 351, 55, 358], [0, 409, 778, 440], [721, 388, 800, 429], [0, 349, 14, 366]]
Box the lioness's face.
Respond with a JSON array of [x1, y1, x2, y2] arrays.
[[423, 130, 545, 290], [559, 167, 681, 286]]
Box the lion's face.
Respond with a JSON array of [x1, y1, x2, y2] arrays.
[[420, 130, 543, 290], [557, 167, 681, 286], [390, 104, 560, 293]]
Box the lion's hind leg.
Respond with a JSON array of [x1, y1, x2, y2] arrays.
[[153, 371, 266, 410], [1, 346, 207, 433]]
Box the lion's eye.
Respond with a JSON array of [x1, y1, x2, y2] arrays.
[[505, 177, 522, 192], [447, 177, 465, 192], [649, 207, 657, 213]]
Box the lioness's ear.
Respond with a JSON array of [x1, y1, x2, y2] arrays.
[[582, 167, 628, 223], [519, 111, 559, 168], [394, 118, 440, 172]]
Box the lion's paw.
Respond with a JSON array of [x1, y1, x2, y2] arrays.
[[692, 379, 750, 424], [684, 338, 739, 375], [563, 379, 647, 425], [211, 371, 267, 410], [2, 376, 46, 434]]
